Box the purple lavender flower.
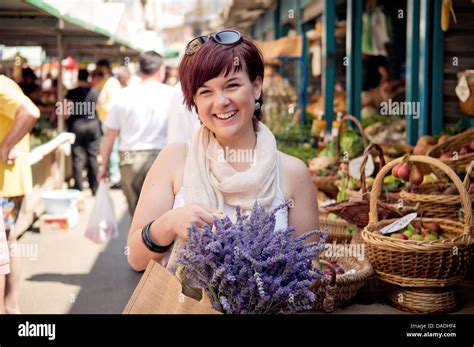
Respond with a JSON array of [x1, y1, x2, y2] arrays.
[[177, 201, 327, 314]]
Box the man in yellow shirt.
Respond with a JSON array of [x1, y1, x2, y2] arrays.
[[95, 59, 122, 187], [0, 75, 40, 314]]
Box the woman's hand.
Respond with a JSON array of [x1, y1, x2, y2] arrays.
[[164, 203, 222, 241]]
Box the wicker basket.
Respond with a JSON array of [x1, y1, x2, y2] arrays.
[[386, 286, 458, 313], [313, 257, 373, 312], [319, 214, 353, 244], [399, 162, 474, 221], [427, 128, 474, 175], [351, 229, 364, 246], [458, 70, 474, 116], [361, 155, 472, 288], [312, 175, 339, 198], [323, 144, 411, 228], [310, 115, 368, 199]]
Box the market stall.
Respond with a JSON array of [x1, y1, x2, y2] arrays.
[[0, 0, 142, 234], [15, 133, 76, 234]]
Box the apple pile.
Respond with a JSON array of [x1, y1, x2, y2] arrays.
[[438, 140, 474, 161], [391, 162, 424, 186], [389, 222, 444, 241]]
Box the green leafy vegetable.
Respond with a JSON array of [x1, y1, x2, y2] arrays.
[[339, 127, 364, 158]]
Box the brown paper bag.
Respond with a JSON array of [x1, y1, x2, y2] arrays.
[[123, 260, 220, 314]]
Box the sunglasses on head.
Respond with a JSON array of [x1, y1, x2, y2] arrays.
[[185, 29, 243, 56]]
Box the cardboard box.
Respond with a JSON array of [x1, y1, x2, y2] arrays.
[[123, 260, 220, 314]]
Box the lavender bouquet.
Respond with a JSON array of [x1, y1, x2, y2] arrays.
[[177, 202, 327, 314]]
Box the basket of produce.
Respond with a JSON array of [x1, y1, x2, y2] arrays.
[[318, 157, 361, 244], [309, 115, 368, 198], [361, 155, 472, 288], [323, 144, 415, 229], [399, 161, 474, 221], [310, 163, 339, 198], [426, 128, 474, 175], [318, 212, 355, 244], [313, 257, 373, 312]]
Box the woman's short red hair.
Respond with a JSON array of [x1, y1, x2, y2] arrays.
[[179, 32, 265, 125]]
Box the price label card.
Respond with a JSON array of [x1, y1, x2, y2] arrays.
[[455, 75, 470, 103], [349, 154, 374, 180], [380, 212, 418, 235]]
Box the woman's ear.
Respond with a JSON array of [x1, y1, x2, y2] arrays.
[[253, 76, 263, 100]]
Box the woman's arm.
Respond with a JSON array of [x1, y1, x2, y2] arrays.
[[283, 155, 320, 240], [127, 143, 218, 271], [127, 144, 184, 271]]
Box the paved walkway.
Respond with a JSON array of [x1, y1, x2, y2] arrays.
[[18, 189, 141, 314]]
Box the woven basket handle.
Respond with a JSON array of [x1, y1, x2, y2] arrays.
[[462, 160, 473, 190], [360, 143, 386, 198], [335, 115, 369, 162], [368, 155, 472, 229]]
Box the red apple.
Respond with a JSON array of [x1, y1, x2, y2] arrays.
[[392, 163, 403, 178], [439, 152, 452, 161], [398, 163, 411, 181], [410, 234, 424, 241], [393, 233, 408, 240], [423, 222, 443, 234], [459, 146, 469, 156], [421, 229, 430, 237], [469, 140, 474, 152]]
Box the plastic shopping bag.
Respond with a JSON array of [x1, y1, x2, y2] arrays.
[[85, 181, 118, 244], [0, 204, 10, 275]]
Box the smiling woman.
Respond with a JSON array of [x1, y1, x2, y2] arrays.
[[126, 30, 319, 272], [179, 30, 264, 134]]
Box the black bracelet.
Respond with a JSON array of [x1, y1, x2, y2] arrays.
[[141, 220, 174, 253]]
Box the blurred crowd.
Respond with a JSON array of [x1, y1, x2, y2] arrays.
[[0, 51, 198, 313]]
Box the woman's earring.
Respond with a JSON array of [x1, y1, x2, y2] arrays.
[[254, 101, 261, 111]]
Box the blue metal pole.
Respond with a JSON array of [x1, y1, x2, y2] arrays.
[[431, 0, 444, 135], [323, 0, 336, 129], [346, 0, 363, 120], [274, 1, 281, 39], [419, 0, 431, 138], [406, 0, 420, 145], [299, 20, 311, 125]]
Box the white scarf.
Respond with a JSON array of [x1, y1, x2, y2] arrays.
[[166, 121, 278, 272], [183, 121, 277, 211]]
